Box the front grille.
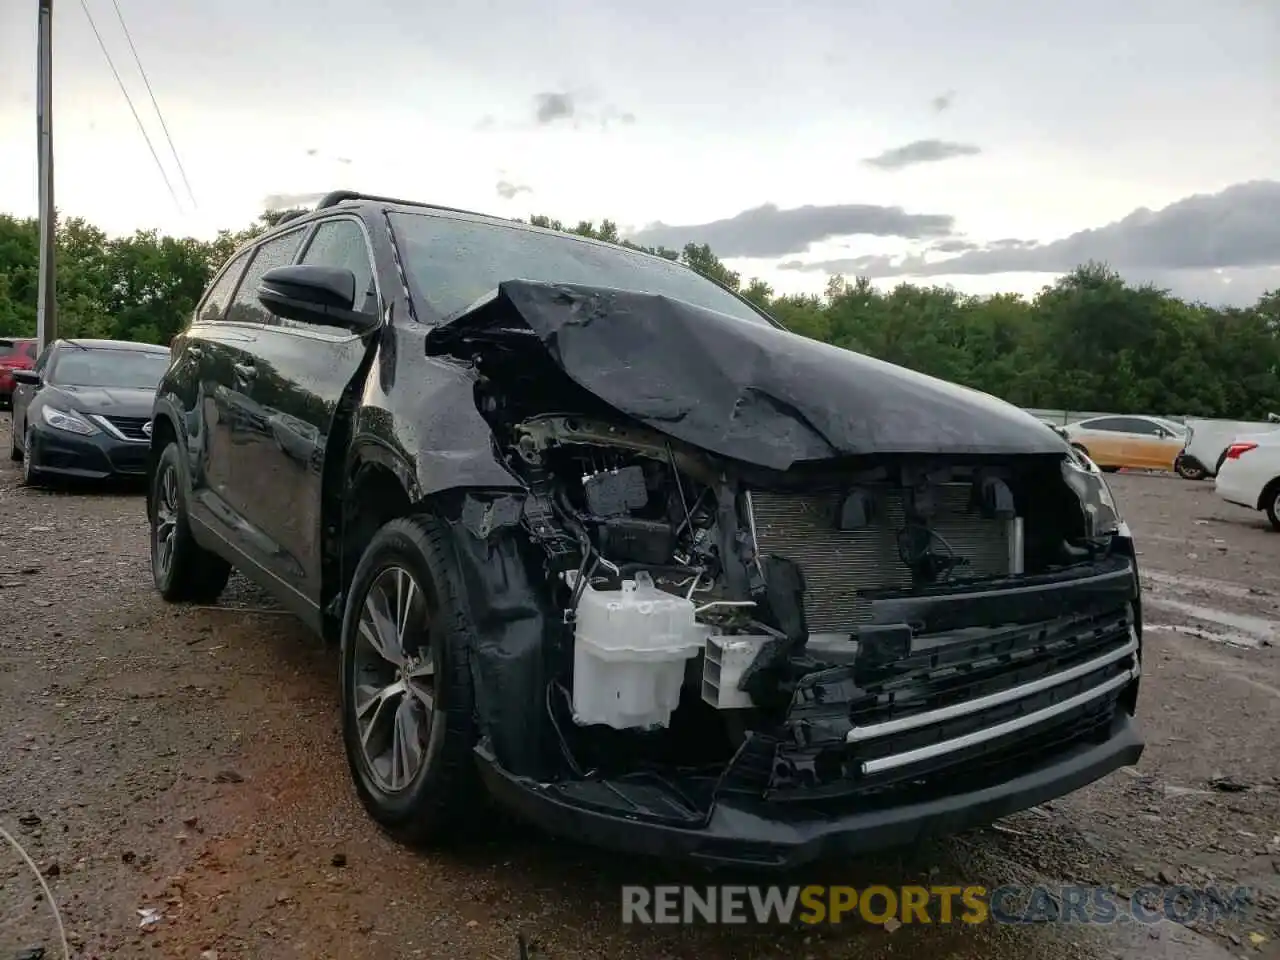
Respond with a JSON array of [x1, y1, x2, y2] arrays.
[[747, 486, 1013, 632], [747, 607, 1138, 805], [102, 415, 150, 441]]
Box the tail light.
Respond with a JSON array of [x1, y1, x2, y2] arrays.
[[1225, 442, 1258, 460]]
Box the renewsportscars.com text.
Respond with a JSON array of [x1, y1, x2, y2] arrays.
[[621, 884, 1254, 926]]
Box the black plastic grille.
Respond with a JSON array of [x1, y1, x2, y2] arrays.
[[103, 415, 150, 441]]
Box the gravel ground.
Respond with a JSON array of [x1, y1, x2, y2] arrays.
[[1, 413, 1277, 960]]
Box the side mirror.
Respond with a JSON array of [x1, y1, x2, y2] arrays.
[[257, 265, 378, 334], [11, 369, 41, 387]]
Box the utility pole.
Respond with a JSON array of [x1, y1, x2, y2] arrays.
[[35, 0, 57, 351]]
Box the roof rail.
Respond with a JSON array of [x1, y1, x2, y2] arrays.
[[314, 190, 498, 220]]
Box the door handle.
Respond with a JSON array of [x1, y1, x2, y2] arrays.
[[232, 362, 257, 381]]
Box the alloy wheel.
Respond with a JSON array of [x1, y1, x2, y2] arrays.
[[351, 565, 436, 793], [152, 462, 180, 580], [22, 428, 34, 485]]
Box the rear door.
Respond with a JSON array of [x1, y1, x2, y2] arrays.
[[176, 246, 253, 535], [1073, 417, 1129, 467], [195, 227, 310, 568], [232, 215, 380, 604]]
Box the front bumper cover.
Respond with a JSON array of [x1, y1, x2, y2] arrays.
[[28, 420, 150, 478], [475, 547, 1144, 870], [476, 710, 1142, 870]]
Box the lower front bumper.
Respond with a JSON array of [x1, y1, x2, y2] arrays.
[[476, 709, 1143, 871], [28, 423, 150, 479]]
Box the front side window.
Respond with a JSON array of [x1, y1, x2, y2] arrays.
[[48, 348, 171, 389], [225, 230, 305, 326], [388, 211, 770, 326], [295, 219, 378, 328]]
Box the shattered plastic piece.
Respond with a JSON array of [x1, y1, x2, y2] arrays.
[[137, 907, 163, 928]]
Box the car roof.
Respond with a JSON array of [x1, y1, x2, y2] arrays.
[[61, 338, 169, 353], [249, 191, 681, 269]]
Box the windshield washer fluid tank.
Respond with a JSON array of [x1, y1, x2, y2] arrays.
[[570, 571, 705, 730]]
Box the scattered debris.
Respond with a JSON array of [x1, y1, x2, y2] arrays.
[[1209, 774, 1251, 793], [121, 850, 137, 863], [213, 769, 244, 784], [331, 852, 347, 867], [17, 813, 41, 828], [883, 917, 903, 933], [137, 906, 164, 929], [14, 947, 46, 960]]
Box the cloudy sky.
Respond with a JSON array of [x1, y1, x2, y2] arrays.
[[1, 0, 1277, 304]]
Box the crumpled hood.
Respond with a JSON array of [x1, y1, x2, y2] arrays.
[[428, 280, 1065, 471], [55, 384, 156, 418]]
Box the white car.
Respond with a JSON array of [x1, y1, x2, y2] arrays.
[[1214, 430, 1280, 529]]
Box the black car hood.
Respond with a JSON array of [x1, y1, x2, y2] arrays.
[[53, 384, 156, 418], [427, 281, 1064, 471]]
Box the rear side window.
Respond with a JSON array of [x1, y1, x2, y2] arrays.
[[199, 250, 252, 323], [22, 341, 36, 359], [225, 230, 305, 326], [1080, 418, 1127, 432], [0, 342, 14, 360]]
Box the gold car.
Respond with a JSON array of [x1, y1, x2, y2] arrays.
[[1063, 415, 1186, 472]]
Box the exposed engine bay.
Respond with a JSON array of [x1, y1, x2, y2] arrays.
[[430, 280, 1138, 827]]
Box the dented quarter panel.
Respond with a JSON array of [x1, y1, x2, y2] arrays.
[[347, 321, 522, 499], [427, 280, 1066, 471]]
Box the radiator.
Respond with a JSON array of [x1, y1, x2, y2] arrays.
[[746, 485, 1015, 632]]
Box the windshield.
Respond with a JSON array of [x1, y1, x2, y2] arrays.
[[388, 212, 770, 326], [50, 347, 170, 389], [0, 340, 35, 361]]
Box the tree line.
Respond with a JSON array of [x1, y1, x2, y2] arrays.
[[2, 208, 1277, 418]]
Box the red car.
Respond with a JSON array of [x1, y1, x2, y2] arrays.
[[1, 338, 39, 410]]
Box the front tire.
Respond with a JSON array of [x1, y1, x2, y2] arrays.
[[149, 441, 232, 602], [1265, 486, 1280, 532], [20, 426, 41, 486], [340, 514, 481, 845]]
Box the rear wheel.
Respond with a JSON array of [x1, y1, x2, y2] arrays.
[[1175, 455, 1207, 481], [340, 514, 481, 845], [149, 441, 232, 602]]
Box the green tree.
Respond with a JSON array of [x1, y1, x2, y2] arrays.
[[2, 203, 1278, 421]]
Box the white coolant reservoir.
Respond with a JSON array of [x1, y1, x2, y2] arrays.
[[571, 571, 705, 730]]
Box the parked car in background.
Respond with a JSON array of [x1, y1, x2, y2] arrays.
[[0, 337, 38, 409], [1180, 417, 1280, 480], [1063, 415, 1186, 473], [144, 190, 1143, 869], [1214, 432, 1280, 529], [9, 338, 170, 486]]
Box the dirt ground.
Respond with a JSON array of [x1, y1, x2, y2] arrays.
[[1, 413, 1277, 960]]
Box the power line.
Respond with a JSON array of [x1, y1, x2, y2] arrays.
[[107, 0, 197, 209], [76, 0, 183, 213]]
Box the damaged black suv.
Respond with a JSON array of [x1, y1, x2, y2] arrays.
[[147, 190, 1143, 869]]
